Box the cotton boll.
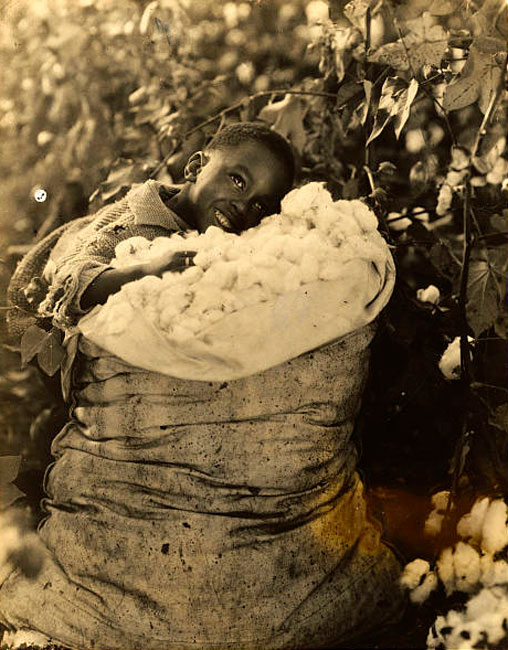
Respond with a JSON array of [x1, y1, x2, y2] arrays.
[[148, 237, 176, 257], [159, 303, 183, 331], [282, 238, 306, 265], [114, 236, 151, 261], [453, 542, 481, 593], [482, 610, 508, 645], [202, 261, 237, 290], [225, 243, 248, 262], [252, 252, 278, 269], [439, 336, 474, 380], [189, 288, 223, 315], [136, 275, 164, 294], [466, 586, 504, 621], [444, 622, 482, 650], [332, 200, 356, 219], [194, 246, 225, 269], [281, 182, 333, 219], [424, 510, 445, 537], [200, 309, 224, 327], [178, 316, 203, 334], [314, 203, 341, 236], [410, 571, 438, 604], [480, 556, 508, 587], [457, 497, 490, 543], [257, 235, 287, 259], [481, 499, 508, 554], [400, 558, 430, 590], [431, 490, 451, 512], [235, 262, 260, 291], [350, 200, 379, 233], [437, 547, 456, 595], [427, 615, 447, 648], [178, 266, 204, 286], [417, 285, 440, 305]]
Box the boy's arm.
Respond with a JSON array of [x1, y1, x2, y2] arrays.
[[80, 250, 196, 310], [39, 199, 138, 326]]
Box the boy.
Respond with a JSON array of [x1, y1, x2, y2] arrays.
[[37, 122, 295, 328]]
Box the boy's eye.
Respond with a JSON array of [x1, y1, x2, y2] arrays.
[[253, 201, 266, 216], [230, 174, 245, 190]]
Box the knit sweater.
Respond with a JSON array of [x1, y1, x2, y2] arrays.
[[40, 180, 191, 328]]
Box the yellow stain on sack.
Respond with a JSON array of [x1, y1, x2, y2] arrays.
[[308, 475, 383, 556]]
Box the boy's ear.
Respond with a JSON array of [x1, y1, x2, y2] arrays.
[[183, 151, 209, 182]]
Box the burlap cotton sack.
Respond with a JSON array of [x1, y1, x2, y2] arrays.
[[1, 196, 403, 649], [0, 321, 404, 650]]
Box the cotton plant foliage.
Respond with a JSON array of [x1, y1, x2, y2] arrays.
[[400, 496, 508, 650], [78, 183, 394, 380]]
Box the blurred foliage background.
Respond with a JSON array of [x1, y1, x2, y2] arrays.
[[0, 0, 507, 646]]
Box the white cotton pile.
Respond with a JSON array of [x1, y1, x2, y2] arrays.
[[97, 183, 383, 342], [427, 587, 508, 650], [401, 496, 508, 649], [400, 558, 438, 604], [424, 490, 452, 537], [457, 497, 508, 554]]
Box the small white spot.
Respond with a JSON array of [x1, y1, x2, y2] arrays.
[[34, 188, 47, 203]]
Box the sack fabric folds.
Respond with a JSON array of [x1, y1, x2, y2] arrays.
[[0, 322, 404, 649]]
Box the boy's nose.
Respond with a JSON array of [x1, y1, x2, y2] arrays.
[[230, 198, 248, 216]]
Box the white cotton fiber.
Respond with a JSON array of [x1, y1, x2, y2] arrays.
[[481, 499, 508, 554], [99, 183, 382, 342], [457, 497, 490, 543]]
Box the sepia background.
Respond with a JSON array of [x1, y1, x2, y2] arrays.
[[0, 0, 507, 647]]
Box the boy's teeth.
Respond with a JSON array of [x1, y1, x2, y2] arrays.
[[214, 209, 232, 229]]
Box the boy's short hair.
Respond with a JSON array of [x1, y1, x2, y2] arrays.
[[207, 122, 296, 191]]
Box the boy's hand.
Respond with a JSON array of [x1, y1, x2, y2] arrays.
[[80, 251, 197, 311], [142, 250, 197, 278]]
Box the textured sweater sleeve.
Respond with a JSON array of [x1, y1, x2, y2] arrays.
[[39, 198, 143, 328]]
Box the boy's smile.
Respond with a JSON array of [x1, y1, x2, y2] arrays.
[[172, 141, 292, 234]]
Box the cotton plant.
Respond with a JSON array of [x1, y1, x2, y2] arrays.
[[91, 182, 385, 342], [400, 496, 508, 649]]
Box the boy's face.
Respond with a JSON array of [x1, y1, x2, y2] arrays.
[[184, 141, 291, 234]]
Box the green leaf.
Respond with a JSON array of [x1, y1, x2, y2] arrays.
[[429, 240, 462, 285], [366, 77, 418, 145], [37, 329, 65, 377], [257, 94, 307, 154], [368, 16, 447, 74], [443, 42, 504, 113], [466, 248, 507, 336], [359, 80, 373, 126], [0, 482, 26, 509], [396, 0, 460, 20], [394, 78, 419, 138], [0, 455, 21, 483], [0, 456, 24, 509], [20, 325, 50, 366]]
